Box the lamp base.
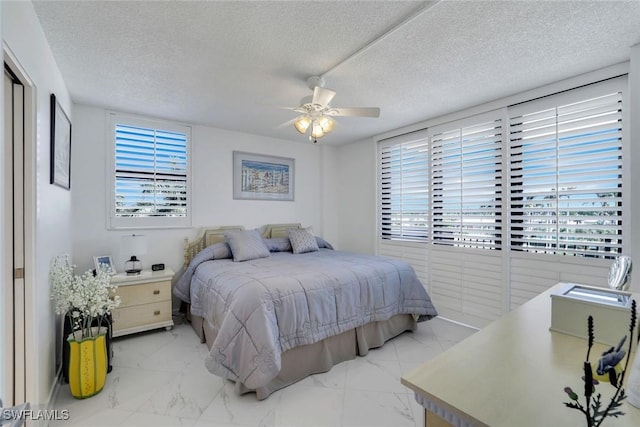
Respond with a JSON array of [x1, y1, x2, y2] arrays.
[[124, 255, 142, 275]]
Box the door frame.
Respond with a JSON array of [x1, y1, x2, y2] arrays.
[[3, 44, 36, 407]]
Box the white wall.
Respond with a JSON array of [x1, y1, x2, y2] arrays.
[[2, 0, 73, 408], [334, 138, 376, 255], [71, 105, 338, 276]]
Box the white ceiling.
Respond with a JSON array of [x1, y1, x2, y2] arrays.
[[32, 0, 640, 146]]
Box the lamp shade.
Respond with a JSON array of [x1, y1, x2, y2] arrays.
[[293, 116, 312, 134], [318, 116, 335, 133], [311, 121, 325, 138], [122, 234, 147, 256]]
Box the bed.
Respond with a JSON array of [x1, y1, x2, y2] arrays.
[[173, 223, 438, 399]]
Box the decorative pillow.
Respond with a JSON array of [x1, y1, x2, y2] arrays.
[[263, 237, 292, 252], [224, 229, 271, 262], [315, 236, 334, 250], [288, 228, 319, 254]]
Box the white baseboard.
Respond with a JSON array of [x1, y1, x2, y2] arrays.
[[42, 367, 63, 427]]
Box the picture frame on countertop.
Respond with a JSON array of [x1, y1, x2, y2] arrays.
[[93, 255, 116, 275]]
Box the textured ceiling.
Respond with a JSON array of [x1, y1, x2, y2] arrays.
[[32, 0, 640, 145]]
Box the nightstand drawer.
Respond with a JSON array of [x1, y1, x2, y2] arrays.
[[112, 300, 172, 332], [114, 280, 171, 307], [109, 268, 175, 337]]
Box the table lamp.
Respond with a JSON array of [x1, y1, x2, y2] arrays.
[[122, 234, 147, 275]]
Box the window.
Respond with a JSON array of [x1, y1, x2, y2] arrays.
[[377, 77, 625, 259], [108, 113, 191, 229], [377, 115, 503, 249], [378, 131, 429, 241], [377, 75, 627, 327], [430, 115, 503, 250], [509, 81, 623, 258]]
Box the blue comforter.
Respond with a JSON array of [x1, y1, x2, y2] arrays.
[[174, 247, 437, 389]]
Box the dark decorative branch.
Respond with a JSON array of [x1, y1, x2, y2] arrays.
[[632, 299, 638, 345], [585, 361, 594, 426], [587, 315, 594, 361], [563, 300, 637, 427]]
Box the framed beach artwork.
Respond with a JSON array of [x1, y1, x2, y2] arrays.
[[233, 151, 295, 201], [50, 93, 72, 190]]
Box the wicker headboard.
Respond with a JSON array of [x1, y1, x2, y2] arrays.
[[182, 223, 303, 268], [261, 223, 301, 238]]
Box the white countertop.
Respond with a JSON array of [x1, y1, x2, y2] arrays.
[[110, 268, 175, 286], [401, 283, 640, 427]]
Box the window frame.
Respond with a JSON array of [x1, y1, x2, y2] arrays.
[[429, 111, 504, 250], [376, 76, 627, 260], [377, 130, 430, 242], [507, 78, 624, 259], [106, 112, 192, 230]]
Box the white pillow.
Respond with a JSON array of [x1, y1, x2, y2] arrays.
[[225, 229, 271, 262], [288, 228, 319, 254]]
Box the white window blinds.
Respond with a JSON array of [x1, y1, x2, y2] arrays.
[[378, 132, 429, 241], [108, 113, 191, 229], [509, 82, 623, 258], [430, 117, 503, 250], [115, 124, 188, 217]]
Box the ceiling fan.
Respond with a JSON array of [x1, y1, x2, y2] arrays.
[[288, 76, 380, 143]]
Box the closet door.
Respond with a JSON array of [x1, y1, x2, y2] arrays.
[[3, 67, 26, 407]]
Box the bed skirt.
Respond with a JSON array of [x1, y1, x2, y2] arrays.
[[188, 309, 417, 399]]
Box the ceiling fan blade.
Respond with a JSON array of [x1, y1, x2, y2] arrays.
[[276, 117, 298, 129], [275, 105, 310, 115], [312, 86, 336, 108], [327, 107, 380, 118]]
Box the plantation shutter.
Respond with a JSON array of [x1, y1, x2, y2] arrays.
[[430, 114, 503, 250], [378, 131, 429, 241], [509, 80, 623, 258], [114, 123, 188, 219]]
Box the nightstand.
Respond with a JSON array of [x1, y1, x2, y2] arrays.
[[110, 268, 175, 337]]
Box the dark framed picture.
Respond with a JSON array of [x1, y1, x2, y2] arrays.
[[50, 93, 72, 190], [232, 151, 294, 201]]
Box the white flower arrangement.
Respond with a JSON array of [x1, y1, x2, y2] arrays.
[[50, 255, 121, 339]]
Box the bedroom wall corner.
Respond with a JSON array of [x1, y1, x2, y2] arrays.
[[2, 0, 73, 410], [319, 144, 339, 247], [335, 138, 377, 255]]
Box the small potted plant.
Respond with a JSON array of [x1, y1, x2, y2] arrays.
[[50, 255, 121, 398]]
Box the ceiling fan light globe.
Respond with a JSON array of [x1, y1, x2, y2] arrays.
[[293, 116, 311, 134], [318, 116, 335, 133], [311, 121, 325, 138]]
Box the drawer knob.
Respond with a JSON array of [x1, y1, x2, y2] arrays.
[[153, 290, 160, 295], [154, 310, 161, 316]]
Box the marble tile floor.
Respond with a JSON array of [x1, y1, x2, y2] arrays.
[[50, 315, 476, 427]]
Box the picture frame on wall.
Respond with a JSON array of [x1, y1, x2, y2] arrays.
[[93, 255, 116, 275], [233, 151, 295, 201], [50, 93, 72, 190]]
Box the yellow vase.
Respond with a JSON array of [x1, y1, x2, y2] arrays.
[[67, 328, 107, 399]]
